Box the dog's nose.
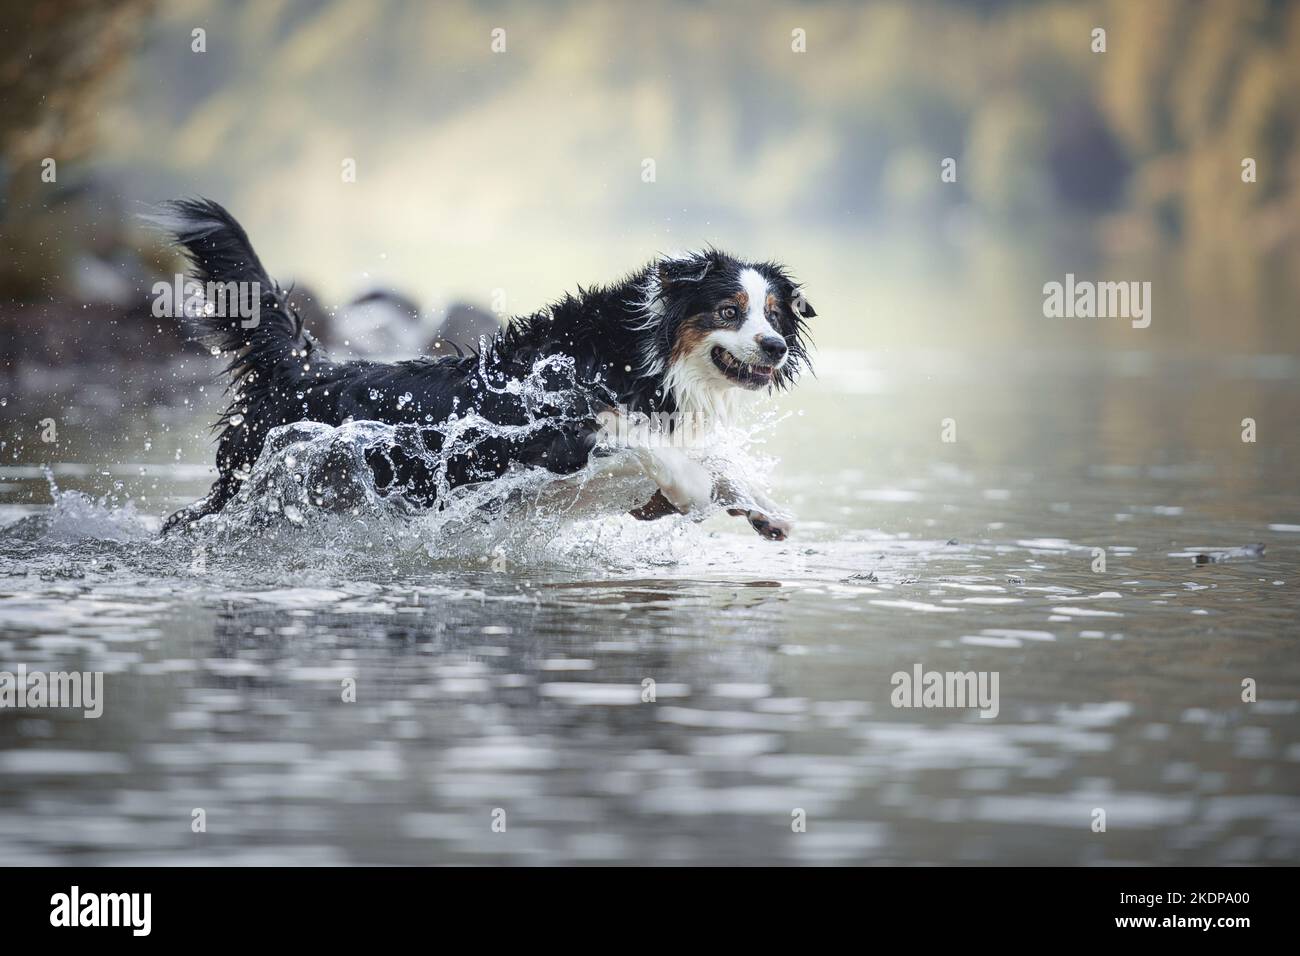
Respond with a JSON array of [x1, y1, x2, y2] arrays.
[[756, 335, 787, 363]]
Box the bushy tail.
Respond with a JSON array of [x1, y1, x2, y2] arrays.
[[145, 198, 313, 388]]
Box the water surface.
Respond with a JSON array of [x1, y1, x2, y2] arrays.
[[1, 348, 1298, 864]]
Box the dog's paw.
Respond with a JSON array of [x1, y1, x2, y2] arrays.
[[730, 508, 792, 541]]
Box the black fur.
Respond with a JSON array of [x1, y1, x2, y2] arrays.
[[155, 199, 813, 532]]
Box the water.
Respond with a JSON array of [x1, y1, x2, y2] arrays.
[[1, 348, 1298, 865]]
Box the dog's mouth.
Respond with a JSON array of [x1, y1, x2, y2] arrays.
[[711, 347, 774, 388]]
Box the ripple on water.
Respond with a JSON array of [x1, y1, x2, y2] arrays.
[[3, 361, 1300, 865]]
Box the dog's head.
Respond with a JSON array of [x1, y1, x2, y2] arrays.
[[635, 250, 816, 415]]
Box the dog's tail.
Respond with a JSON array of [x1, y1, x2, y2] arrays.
[[144, 198, 313, 388]]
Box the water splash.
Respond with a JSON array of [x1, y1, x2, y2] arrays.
[[2, 355, 784, 575], [27, 469, 155, 545], [179, 354, 780, 570], [197, 412, 774, 571]]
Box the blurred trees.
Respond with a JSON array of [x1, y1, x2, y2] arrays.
[[0, 0, 1298, 349], [1, 0, 152, 186], [1096, 0, 1300, 334], [0, 0, 156, 300]]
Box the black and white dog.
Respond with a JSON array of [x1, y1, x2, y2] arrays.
[[155, 199, 815, 539]]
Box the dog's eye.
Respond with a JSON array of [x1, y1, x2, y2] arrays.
[[718, 305, 738, 321]]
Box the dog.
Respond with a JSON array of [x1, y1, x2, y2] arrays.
[[152, 199, 815, 539]]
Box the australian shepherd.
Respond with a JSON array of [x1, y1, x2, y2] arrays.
[[153, 199, 815, 540]]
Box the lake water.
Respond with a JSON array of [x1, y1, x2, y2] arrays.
[[1, 347, 1298, 864]]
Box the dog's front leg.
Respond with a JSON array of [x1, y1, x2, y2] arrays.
[[594, 411, 790, 537], [713, 474, 794, 541], [628, 460, 793, 540], [595, 410, 712, 519], [633, 445, 714, 515]]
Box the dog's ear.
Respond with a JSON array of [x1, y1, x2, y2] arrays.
[[790, 287, 816, 319], [656, 255, 712, 290]]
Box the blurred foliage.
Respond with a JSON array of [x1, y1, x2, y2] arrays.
[[0, 0, 153, 169], [0, 0, 164, 304]]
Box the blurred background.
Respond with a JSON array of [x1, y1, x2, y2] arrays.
[[2, 0, 1299, 371]]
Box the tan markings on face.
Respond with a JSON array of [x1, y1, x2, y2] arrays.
[[765, 292, 779, 315], [670, 315, 714, 365], [733, 290, 749, 313]]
